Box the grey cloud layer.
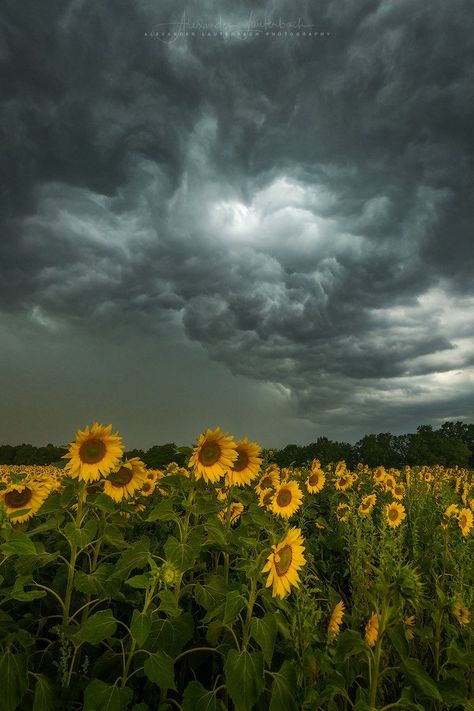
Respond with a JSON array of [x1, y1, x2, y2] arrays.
[[2, 0, 474, 438]]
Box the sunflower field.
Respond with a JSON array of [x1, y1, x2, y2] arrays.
[[0, 424, 473, 711]]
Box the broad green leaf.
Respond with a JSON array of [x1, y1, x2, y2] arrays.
[[146, 500, 178, 522], [224, 649, 264, 711], [74, 609, 117, 645], [64, 519, 97, 548], [102, 524, 126, 548], [144, 650, 176, 690], [74, 564, 115, 595], [91, 493, 117, 512], [164, 536, 196, 572], [158, 589, 181, 618], [387, 624, 409, 660], [250, 613, 277, 665], [438, 678, 468, 706], [204, 520, 230, 547], [402, 658, 442, 701], [115, 538, 150, 577], [0, 651, 27, 711], [223, 590, 246, 625], [130, 610, 152, 647], [32, 674, 55, 711], [125, 573, 152, 589], [83, 679, 133, 711], [144, 613, 194, 656], [334, 629, 367, 662], [183, 681, 219, 711], [269, 660, 298, 711], [1, 531, 37, 557]]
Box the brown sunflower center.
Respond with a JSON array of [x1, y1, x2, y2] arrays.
[[262, 491, 273, 506], [260, 475, 273, 489], [233, 450, 249, 472], [361, 500, 370, 510], [459, 514, 467, 528], [142, 483, 151, 493], [308, 473, 319, 486], [276, 488, 292, 508], [111, 466, 133, 488], [79, 438, 106, 464], [275, 544, 293, 576], [198, 442, 221, 466], [5, 487, 33, 509], [388, 507, 399, 521]]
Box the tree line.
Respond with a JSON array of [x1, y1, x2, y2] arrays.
[[0, 421, 473, 469]]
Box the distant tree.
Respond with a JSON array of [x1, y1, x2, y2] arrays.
[[143, 443, 186, 468], [355, 433, 403, 468]]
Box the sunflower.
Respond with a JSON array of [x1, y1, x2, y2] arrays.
[[386, 502, 406, 528], [458, 507, 473, 537], [63, 423, 123, 483], [392, 483, 405, 500], [310, 458, 321, 471], [103, 458, 147, 502], [335, 472, 353, 492], [335, 461, 347, 476], [226, 438, 262, 487], [306, 468, 326, 494], [328, 600, 345, 637], [258, 488, 275, 510], [365, 612, 379, 647], [452, 603, 470, 625], [140, 480, 156, 498], [216, 485, 230, 501], [404, 615, 415, 641], [1, 481, 50, 524], [188, 427, 238, 484], [218, 502, 244, 526], [255, 468, 280, 496], [271, 481, 303, 518], [336, 502, 350, 522], [359, 494, 376, 516], [262, 527, 306, 599]]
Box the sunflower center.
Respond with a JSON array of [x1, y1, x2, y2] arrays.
[[260, 475, 273, 489], [276, 488, 292, 508], [361, 501, 370, 510], [460, 514, 467, 528], [198, 442, 221, 466], [5, 487, 33, 509], [79, 438, 106, 464], [275, 545, 293, 576], [111, 466, 134, 488], [388, 508, 399, 521], [263, 491, 273, 506], [233, 450, 249, 472], [308, 474, 319, 486], [142, 483, 151, 493]]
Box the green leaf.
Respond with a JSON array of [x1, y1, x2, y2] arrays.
[[74, 609, 118, 645], [91, 493, 117, 512], [224, 649, 264, 711], [130, 610, 152, 647], [33, 674, 55, 711], [183, 681, 219, 711], [10, 575, 46, 601], [164, 536, 196, 572], [204, 520, 230, 547], [387, 624, 409, 660], [144, 650, 176, 690], [147, 500, 178, 522], [269, 660, 298, 711], [402, 658, 442, 701], [0, 651, 27, 711], [64, 519, 97, 548], [115, 538, 151, 578], [438, 678, 468, 706], [334, 629, 367, 662], [125, 573, 152, 589], [223, 590, 247, 625], [83, 679, 133, 711], [158, 589, 181, 618], [250, 613, 277, 665], [0, 531, 37, 557], [102, 524, 126, 548], [74, 564, 115, 595], [144, 613, 194, 656], [194, 575, 226, 611]]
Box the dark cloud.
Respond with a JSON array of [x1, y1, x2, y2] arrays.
[[1, 0, 473, 445]]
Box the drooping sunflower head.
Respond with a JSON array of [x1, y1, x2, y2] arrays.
[[271, 481, 303, 519], [452, 602, 470, 625], [262, 527, 306, 599], [188, 427, 238, 484], [392, 483, 405, 500], [1, 481, 50, 524], [458, 507, 473, 537], [218, 502, 244, 526], [336, 502, 350, 522], [255, 469, 280, 496], [63, 423, 124, 483], [103, 457, 147, 503], [258, 488, 274, 510], [359, 493, 376, 516], [374, 466, 387, 485], [310, 458, 321, 472], [306, 468, 326, 494], [328, 600, 345, 637], [386, 501, 406, 528], [365, 612, 379, 647], [226, 438, 262, 487], [404, 615, 416, 641], [335, 461, 347, 476]]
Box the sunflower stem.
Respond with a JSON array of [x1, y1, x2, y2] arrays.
[[62, 480, 86, 626]]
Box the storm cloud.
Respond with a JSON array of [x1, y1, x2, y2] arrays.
[[1, 0, 473, 446]]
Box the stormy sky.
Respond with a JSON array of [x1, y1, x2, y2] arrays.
[[1, 0, 474, 449]]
